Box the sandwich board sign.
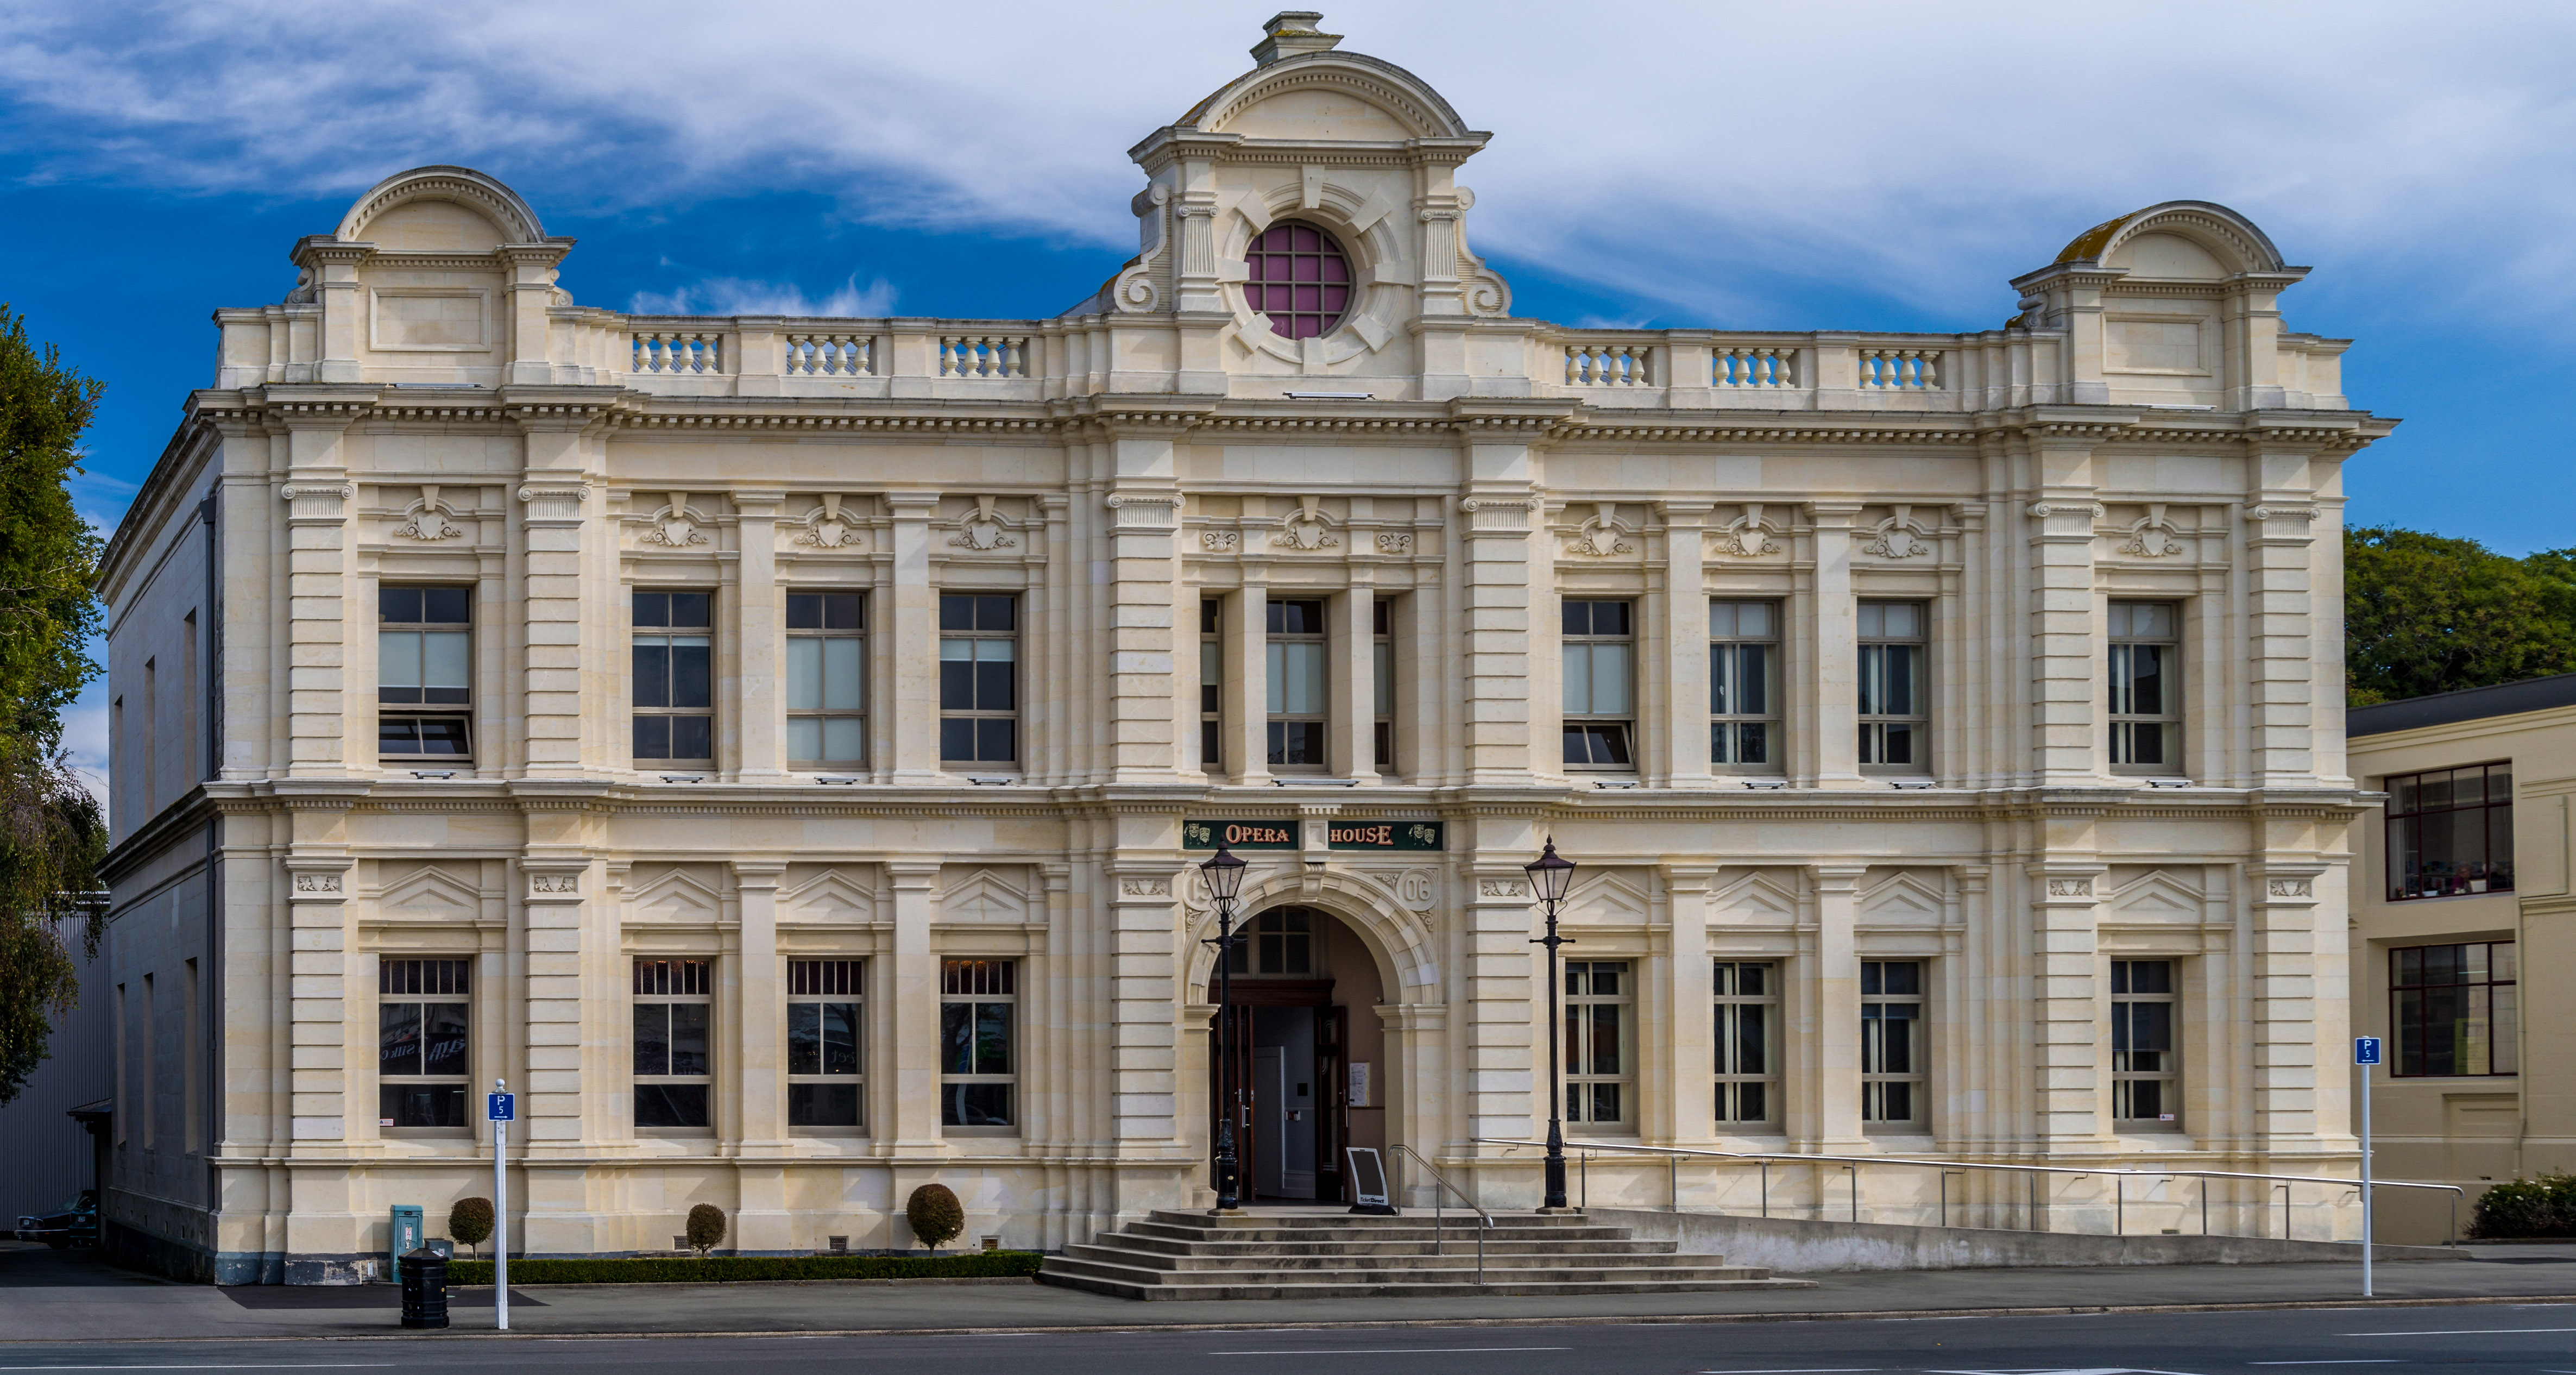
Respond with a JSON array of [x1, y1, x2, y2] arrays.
[[1345, 1146, 1394, 1215]]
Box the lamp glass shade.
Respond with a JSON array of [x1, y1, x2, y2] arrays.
[[1526, 838, 1576, 903], [1201, 843, 1249, 901]]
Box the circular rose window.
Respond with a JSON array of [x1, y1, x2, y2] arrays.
[[1243, 222, 1352, 339]]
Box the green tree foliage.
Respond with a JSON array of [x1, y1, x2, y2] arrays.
[[905, 1183, 963, 1251], [685, 1202, 726, 1255], [448, 1197, 496, 1259], [2345, 526, 2576, 707], [0, 305, 107, 1107]]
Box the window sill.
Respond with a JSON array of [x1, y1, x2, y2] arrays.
[[2113, 1120, 2187, 1134], [635, 1126, 718, 1139], [940, 1126, 1021, 1138], [2387, 1073, 2520, 1082], [2383, 890, 2515, 905], [788, 1126, 870, 1139], [380, 1128, 475, 1141]]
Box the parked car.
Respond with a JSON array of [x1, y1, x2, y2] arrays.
[[15, 1190, 98, 1249]]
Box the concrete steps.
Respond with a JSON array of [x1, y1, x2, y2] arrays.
[[1038, 1207, 1817, 1301]]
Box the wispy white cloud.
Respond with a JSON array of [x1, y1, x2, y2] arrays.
[[2, 1, 2571, 331], [628, 274, 900, 319]]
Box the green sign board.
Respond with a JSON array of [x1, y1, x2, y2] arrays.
[[1181, 819, 1300, 850], [1326, 821, 1444, 852], [1181, 819, 1446, 851]]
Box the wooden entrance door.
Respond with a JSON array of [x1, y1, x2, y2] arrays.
[[1209, 980, 1333, 1201]]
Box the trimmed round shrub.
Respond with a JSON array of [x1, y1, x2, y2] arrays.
[[2470, 1172, 2576, 1239], [685, 1203, 728, 1255], [905, 1184, 964, 1252], [448, 1197, 496, 1258]]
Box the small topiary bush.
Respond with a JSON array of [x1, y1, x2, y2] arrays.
[[2470, 1172, 2576, 1239], [905, 1184, 964, 1253], [685, 1203, 727, 1256], [448, 1197, 495, 1259]]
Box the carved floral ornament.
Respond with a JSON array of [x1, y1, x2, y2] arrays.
[[2119, 502, 2188, 558], [2044, 876, 2094, 897], [1273, 495, 1340, 551], [2266, 877, 2314, 898], [640, 492, 710, 548], [531, 873, 580, 895], [1710, 503, 1781, 558], [1479, 878, 1532, 898], [1561, 502, 1634, 558], [1201, 530, 1241, 552], [1862, 504, 1933, 559], [793, 494, 865, 550], [1119, 876, 1174, 897], [292, 872, 344, 894], [1374, 531, 1414, 554], [391, 484, 468, 542], [947, 495, 1020, 551]]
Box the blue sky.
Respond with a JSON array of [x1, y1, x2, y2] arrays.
[[4, 1, 2571, 801]]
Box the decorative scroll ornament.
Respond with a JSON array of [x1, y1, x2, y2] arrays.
[[2119, 502, 2187, 558], [292, 872, 344, 894], [1711, 502, 1781, 558], [793, 493, 865, 550], [1273, 495, 1340, 550], [1563, 502, 1633, 558], [1374, 531, 1415, 554], [2027, 500, 2107, 520], [1862, 504, 1932, 559], [1201, 530, 1240, 552], [392, 484, 466, 542], [2045, 877, 2094, 897], [1119, 877, 1173, 897], [1479, 878, 1532, 898], [639, 491, 709, 547], [948, 494, 1019, 550], [2266, 877, 2314, 898]]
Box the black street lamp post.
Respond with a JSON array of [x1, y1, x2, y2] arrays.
[[1526, 838, 1578, 1211], [1200, 843, 1250, 1213]]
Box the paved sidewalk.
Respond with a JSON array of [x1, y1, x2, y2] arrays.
[[5, 1239, 2574, 1341]]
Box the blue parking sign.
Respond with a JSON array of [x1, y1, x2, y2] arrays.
[[2355, 1036, 2382, 1065], [487, 1092, 516, 1121]]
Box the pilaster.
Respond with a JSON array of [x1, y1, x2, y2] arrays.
[[1461, 850, 1539, 1157], [732, 489, 785, 780], [2030, 862, 2108, 1147], [509, 399, 600, 778], [1807, 863, 1866, 1149], [1106, 854, 1183, 1148], [730, 859, 790, 1250], [2026, 443, 2106, 782], [1456, 430, 1544, 782], [1329, 580, 1377, 781], [884, 861, 942, 1146], [1658, 502, 1715, 788], [1103, 486, 1183, 778], [884, 493, 940, 782], [1806, 503, 1862, 787], [282, 847, 354, 1146], [278, 401, 367, 778]]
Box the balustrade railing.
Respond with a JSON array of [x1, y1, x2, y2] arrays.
[[784, 332, 876, 376], [1565, 343, 1652, 387], [1856, 347, 1940, 390], [940, 334, 1030, 379], [1715, 345, 1797, 389], [634, 330, 723, 375]]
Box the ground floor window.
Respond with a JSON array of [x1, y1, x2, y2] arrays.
[[2111, 959, 2178, 1125], [634, 958, 713, 1128], [788, 959, 862, 1128], [1564, 960, 1633, 1129], [379, 958, 469, 1129], [941, 958, 1016, 1129], [1713, 960, 1778, 1126], [1861, 959, 1925, 1126], [2391, 940, 2517, 1077]]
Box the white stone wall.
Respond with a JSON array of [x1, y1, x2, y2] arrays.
[[96, 17, 2391, 1279]]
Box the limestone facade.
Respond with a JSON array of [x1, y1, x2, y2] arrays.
[[97, 13, 2389, 1282]]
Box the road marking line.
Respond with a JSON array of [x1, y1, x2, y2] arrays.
[[1697, 1368, 1884, 1373], [1211, 1347, 1574, 1357], [2336, 1327, 2576, 1336], [2249, 1363, 2402, 1366], [0, 1367, 398, 1371]]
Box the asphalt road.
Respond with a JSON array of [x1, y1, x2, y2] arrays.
[[3, 1305, 2575, 1374]]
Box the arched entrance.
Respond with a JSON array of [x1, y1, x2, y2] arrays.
[[1207, 905, 1389, 1203]]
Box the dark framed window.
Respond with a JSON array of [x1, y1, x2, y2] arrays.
[[2108, 601, 2180, 771], [1564, 961, 1633, 1128], [1224, 906, 1314, 976], [1266, 599, 1327, 769], [1373, 597, 1395, 773], [939, 594, 1017, 765], [1710, 600, 1779, 769], [2391, 941, 2517, 1077], [2385, 763, 2515, 900], [378, 958, 469, 1129], [1714, 960, 1778, 1126], [2111, 959, 2178, 1126], [633, 591, 714, 763], [1861, 959, 1924, 1126], [1242, 221, 1353, 340], [380, 586, 473, 761], [786, 593, 866, 767], [788, 959, 862, 1129], [633, 958, 712, 1128], [1201, 597, 1224, 773], [1858, 601, 1926, 770], [1563, 600, 1635, 768], [940, 958, 1016, 1130]]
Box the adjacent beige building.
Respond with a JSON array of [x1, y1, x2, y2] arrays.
[[2348, 675, 2576, 1244], [97, 12, 2392, 1282]]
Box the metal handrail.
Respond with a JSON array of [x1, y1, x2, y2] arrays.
[[1471, 1138, 2465, 1244], [1387, 1142, 1492, 1286]]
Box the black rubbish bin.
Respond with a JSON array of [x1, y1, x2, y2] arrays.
[[399, 1246, 449, 1329]]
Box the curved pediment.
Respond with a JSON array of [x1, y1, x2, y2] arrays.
[[1182, 52, 1475, 143], [335, 165, 550, 247], [2054, 200, 2292, 278]]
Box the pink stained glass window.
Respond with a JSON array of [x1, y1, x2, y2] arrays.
[[1242, 222, 1353, 340]]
